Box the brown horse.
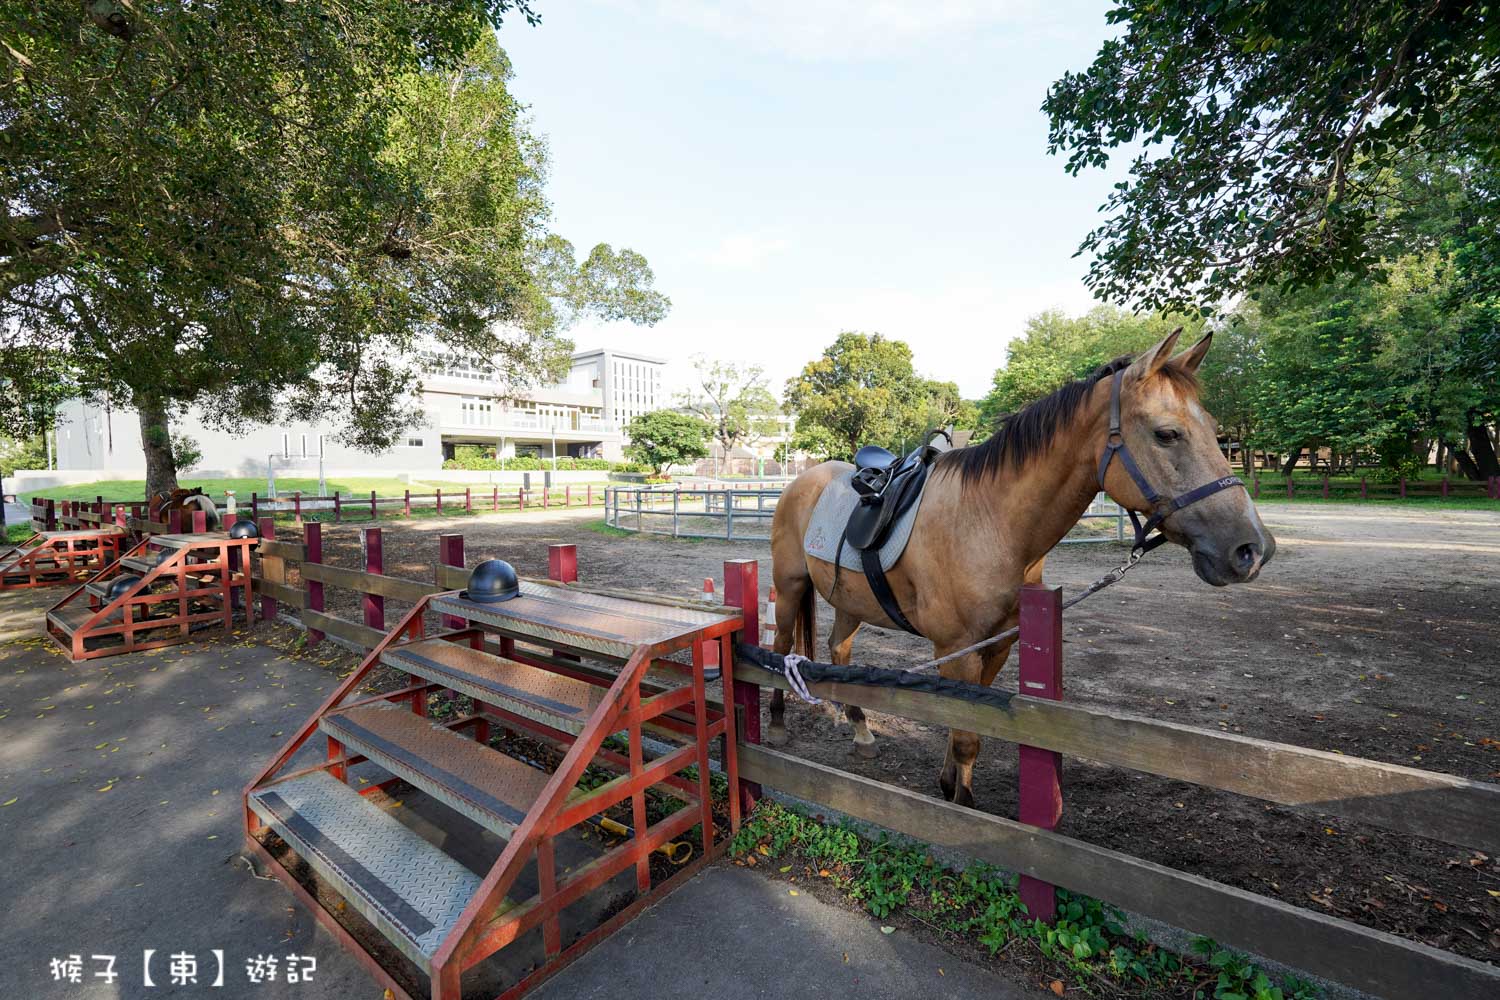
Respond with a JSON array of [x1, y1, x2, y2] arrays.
[[768, 330, 1275, 806]]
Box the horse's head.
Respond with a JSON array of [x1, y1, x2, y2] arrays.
[[1100, 329, 1275, 586]]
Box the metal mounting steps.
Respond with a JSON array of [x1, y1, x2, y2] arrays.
[[0, 527, 126, 591], [383, 640, 606, 736], [245, 567, 746, 1000], [45, 532, 258, 661], [322, 705, 554, 838], [249, 770, 502, 970]]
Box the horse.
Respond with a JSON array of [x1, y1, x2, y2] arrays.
[[149, 487, 221, 533], [767, 330, 1275, 807]]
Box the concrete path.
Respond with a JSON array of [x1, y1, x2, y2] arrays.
[[0, 600, 1041, 1000]]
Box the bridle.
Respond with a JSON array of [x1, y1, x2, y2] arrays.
[[1096, 369, 1246, 555]]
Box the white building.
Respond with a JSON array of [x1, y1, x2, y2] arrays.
[[40, 348, 666, 487]]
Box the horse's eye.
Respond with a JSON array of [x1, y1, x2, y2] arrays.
[[1154, 428, 1181, 444]]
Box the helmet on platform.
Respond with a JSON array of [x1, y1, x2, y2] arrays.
[[227, 518, 261, 540], [466, 559, 520, 603], [107, 575, 141, 601]]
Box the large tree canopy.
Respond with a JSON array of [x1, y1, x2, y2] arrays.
[[1044, 1, 1500, 309], [2, 2, 669, 494]]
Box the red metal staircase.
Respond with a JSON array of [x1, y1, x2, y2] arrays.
[[0, 527, 126, 591], [46, 531, 258, 660], [243, 575, 746, 1000]]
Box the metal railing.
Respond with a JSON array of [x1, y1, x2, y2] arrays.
[[604, 485, 1126, 544]]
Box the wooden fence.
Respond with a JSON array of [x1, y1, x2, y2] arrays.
[[1252, 473, 1500, 501], [37, 505, 1496, 999]]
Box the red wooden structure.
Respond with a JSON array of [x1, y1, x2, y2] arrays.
[[242, 546, 746, 999], [0, 526, 126, 591], [45, 516, 258, 660]]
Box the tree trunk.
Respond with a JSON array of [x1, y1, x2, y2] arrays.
[[1466, 416, 1500, 479], [137, 397, 181, 500], [1280, 449, 1301, 476]]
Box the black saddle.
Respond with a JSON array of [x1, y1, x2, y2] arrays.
[[834, 431, 951, 635]]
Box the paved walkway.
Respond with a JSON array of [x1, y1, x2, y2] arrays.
[[0, 596, 1040, 1000]]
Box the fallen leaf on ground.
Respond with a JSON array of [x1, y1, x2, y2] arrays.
[[1050, 981, 1065, 996]]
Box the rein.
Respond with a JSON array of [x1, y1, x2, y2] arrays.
[[760, 369, 1249, 691]]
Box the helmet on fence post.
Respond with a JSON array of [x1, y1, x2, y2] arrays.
[[107, 575, 142, 602], [466, 559, 520, 603], [227, 518, 261, 540]]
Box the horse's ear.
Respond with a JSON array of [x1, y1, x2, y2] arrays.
[[1125, 327, 1183, 381], [1172, 331, 1212, 374]]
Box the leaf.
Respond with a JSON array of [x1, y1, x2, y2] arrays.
[[1, 797, 16, 807], [1486, 890, 1499, 898], [779, 865, 791, 873], [880, 926, 895, 935], [788, 889, 799, 896], [1050, 981, 1065, 996]]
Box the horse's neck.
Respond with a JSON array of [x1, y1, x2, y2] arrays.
[[981, 419, 1105, 568]]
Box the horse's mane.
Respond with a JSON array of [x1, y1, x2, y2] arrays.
[[938, 354, 1198, 488]]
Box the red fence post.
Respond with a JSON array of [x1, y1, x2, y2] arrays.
[[548, 543, 578, 583], [465, 487, 472, 514], [333, 492, 342, 523], [1361, 477, 1368, 500], [1442, 476, 1450, 498], [169, 508, 183, 534], [403, 489, 411, 517], [305, 522, 324, 645], [518, 488, 525, 512], [436, 488, 443, 514], [438, 533, 464, 629], [1321, 475, 1329, 499], [1400, 477, 1408, 498], [370, 490, 378, 521], [251, 493, 259, 521], [1018, 583, 1064, 924], [1286, 478, 1294, 499], [543, 485, 550, 509], [362, 526, 384, 632], [723, 558, 761, 815], [45, 498, 56, 531], [258, 517, 277, 623], [492, 486, 499, 511], [294, 491, 303, 525], [587, 485, 593, 507]]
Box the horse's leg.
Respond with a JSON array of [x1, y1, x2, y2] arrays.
[[938, 639, 1015, 807], [766, 575, 813, 747], [826, 610, 874, 758]]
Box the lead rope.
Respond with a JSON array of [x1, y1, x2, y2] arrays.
[[909, 546, 1144, 674]]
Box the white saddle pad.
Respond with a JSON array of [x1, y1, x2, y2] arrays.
[[803, 469, 928, 573]]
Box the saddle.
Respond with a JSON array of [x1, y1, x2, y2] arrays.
[[835, 431, 951, 635]]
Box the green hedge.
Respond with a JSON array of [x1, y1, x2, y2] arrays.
[[442, 453, 647, 473]]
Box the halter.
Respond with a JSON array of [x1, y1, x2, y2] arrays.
[[1096, 369, 1246, 554]]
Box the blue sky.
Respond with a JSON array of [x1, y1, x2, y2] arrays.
[[498, 1, 1127, 400]]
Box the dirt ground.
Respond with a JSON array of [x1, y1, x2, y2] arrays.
[[281, 502, 1500, 968]]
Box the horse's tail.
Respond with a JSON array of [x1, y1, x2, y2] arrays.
[[796, 583, 816, 658]]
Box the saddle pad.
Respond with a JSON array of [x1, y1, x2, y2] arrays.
[[803, 469, 928, 573]]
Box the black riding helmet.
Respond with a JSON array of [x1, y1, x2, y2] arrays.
[[227, 518, 261, 540], [107, 575, 141, 601], [466, 559, 520, 603]]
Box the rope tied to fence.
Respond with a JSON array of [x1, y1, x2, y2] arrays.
[[740, 546, 1146, 702]]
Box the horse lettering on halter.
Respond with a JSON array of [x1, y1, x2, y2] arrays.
[[765, 329, 1275, 807]]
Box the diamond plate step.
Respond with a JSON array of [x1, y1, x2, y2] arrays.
[[321, 705, 553, 839], [383, 639, 606, 735], [249, 770, 489, 971]]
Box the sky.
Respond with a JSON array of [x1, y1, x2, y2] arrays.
[[497, 1, 1129, 401]]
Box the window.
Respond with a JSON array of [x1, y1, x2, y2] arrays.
[[407, 437, 424, 448]]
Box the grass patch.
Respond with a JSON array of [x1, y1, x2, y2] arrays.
[[1250, 494, 1498, 510], [6, 522, 33, 545], [733, 801, 1322, 1000], [583, 519, 635, 538]]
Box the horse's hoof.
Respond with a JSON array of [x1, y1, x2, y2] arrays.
[[765, 725, 789, 747], [850, 740, 878, 760]]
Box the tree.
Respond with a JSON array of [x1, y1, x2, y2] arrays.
[[1044, 2, 1500, 310], [783, 332, 927, 460], [1, 4, 668, 497], [624, 411, 711, 476], [677, 356, 781, 463], [0, 434, 46, 477], [977, 307, 1201, 421]]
